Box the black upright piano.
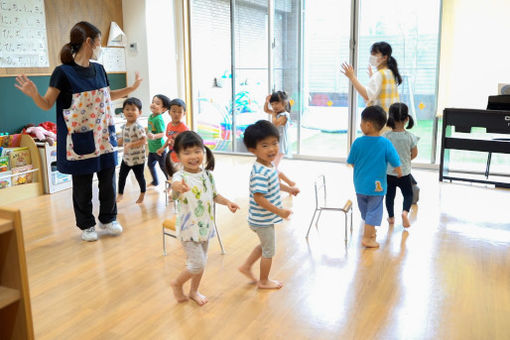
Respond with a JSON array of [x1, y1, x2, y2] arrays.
[[439, 95, 510, 188]]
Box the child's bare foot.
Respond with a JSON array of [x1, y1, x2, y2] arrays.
[[116, 194, 123, 203], [170, 280, 188, 303], [238, 265, 257, 283], [387, 217, 395, 224], [189, 291, 208, 306], [402, 211, 411, 228], [257, 279, 283, 289], [136, 193, 145, 204]]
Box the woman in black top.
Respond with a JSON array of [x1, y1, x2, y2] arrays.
[[15, 21, 142, 242]]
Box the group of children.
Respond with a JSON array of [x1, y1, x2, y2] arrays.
[[117, 40, 419, 306], [116, 94, 188, 204]]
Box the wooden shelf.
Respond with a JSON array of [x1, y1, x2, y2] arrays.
[[0, 286, 21, 309], [0, 218, 13, 234]]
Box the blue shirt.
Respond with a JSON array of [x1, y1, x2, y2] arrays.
[[347, 136, 400, 196], [248, 162, 283, 227]]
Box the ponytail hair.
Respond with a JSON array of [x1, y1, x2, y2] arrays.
[[165, 131, 215, 177], [371, 41, 402, 85], [388, 102, 414, 129], [269, 91, 291, 113], [60, 21, 101, 65]]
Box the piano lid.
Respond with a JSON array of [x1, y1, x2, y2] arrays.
[[443, 108, 510, 134]]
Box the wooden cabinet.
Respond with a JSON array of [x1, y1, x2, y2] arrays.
[[0, 208, 34, 340]]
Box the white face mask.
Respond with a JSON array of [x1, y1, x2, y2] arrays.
[[91, 45, 102, 61], [369, 55, 381, 67]]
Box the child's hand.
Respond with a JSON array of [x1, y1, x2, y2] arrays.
[[156, 147, 164, 156], [227, 201, 240, 213], [278, 208, 292, 219], [147, 133, 154, 140], [168, 138, 175, 147], [289, 187, 300, 196], [266, 94, 271, 102], [173, 178, 190, 193], [123, 142, 131, 150]]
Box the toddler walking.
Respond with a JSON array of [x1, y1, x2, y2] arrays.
[[383, 103, 418, 228], [168, 131, 239, 306], [117, 97, 147, 203], [147, 94, 171, 187], [347, 106, 402, 248], [239, 120, 296, 289]]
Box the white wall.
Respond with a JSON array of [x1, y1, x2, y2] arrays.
[[122, 0, 184, 117], [437, 0, 510, 113]]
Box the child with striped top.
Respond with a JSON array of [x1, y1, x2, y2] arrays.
[[238, 120, 298, 289]]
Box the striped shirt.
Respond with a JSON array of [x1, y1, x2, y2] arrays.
[[366, 68, 400, 114], [248, 162, 283, 227]]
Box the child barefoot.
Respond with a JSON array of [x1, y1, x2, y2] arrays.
[[117, 97, 147, 204], [168, 131, 239, 306], [239, 120, 296, 289], [347, 106, 402, 248]]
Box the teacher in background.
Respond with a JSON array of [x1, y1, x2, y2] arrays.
[[15, 21, 142, 242]]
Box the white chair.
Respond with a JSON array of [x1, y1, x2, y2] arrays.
[[305, 175, 353, 243], [162, 199, 225, 256]]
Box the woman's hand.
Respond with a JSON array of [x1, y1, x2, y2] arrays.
[[132, 72, 143, 90], [15, 75, 38, 98], [340, 63, 355, 80]]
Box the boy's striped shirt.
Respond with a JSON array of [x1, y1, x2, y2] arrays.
[[248, 162, 283, 227]]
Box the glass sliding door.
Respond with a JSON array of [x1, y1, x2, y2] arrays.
[[273, 0, 300, 156], [356, 0, 442, 162], [232, 0, 270, 152], [192, 0, 233, 151], [300, 0, 353, 158]]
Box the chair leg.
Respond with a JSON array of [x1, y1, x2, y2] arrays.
[[214, 224, 226, 255], [344, 212, 348, 243], [350, 208, 353, 233], [315, 210, 323, 228], [162, 227, 167, 256], [306, 209, 318, 239]]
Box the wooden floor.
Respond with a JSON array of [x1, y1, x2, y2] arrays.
[[3, 155, 510, 340]]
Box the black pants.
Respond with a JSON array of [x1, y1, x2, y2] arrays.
[[385, 174, 413, 218], [118, 161, 146, 195], [147, 151, 168, 186], [72, 166, 117, 230]]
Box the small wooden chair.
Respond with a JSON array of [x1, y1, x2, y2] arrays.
[[305, 175, 353, 243], [162, 200, 225, 256]]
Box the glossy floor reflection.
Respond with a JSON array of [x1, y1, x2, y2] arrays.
[[8, 155, 510, 339]]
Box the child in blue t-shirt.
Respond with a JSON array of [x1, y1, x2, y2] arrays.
[[347, 106, 402, 248]]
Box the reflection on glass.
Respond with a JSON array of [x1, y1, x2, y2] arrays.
[[192, 0, 233, 152], [357, 0, 441, 162], [233, 1, 269, 152], [301, 0, 351, 158]]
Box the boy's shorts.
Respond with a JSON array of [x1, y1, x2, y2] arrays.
[[356, 194, 384, 226], [250, 225, 275, 258]]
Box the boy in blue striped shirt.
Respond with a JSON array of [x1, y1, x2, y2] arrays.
[[239, 120, 298, 289]]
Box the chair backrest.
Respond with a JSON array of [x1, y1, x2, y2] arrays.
[[313, 175, 327, 208]]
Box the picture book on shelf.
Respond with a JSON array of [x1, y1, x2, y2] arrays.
[[7, 147, 32, 168], [12, 165, 34, 186], [0, 156, 8, 172], [0, 171, 12, 189]]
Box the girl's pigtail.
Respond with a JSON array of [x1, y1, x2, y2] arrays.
[[165, 152, 176, 177], [406, 115, 415, 129], [386, 115, 396, 129], [204, 146, 215, 171]]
